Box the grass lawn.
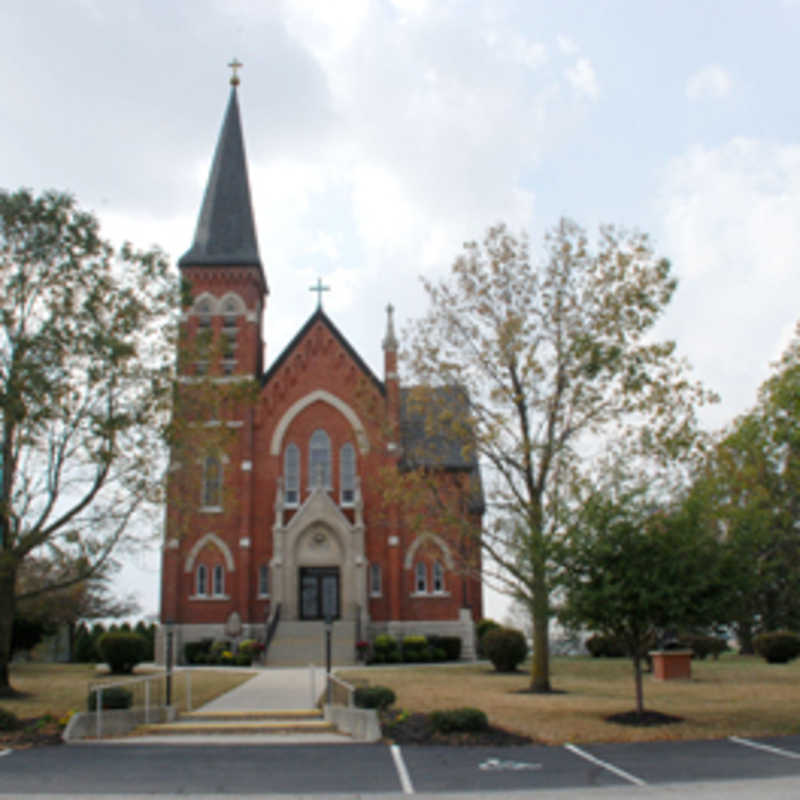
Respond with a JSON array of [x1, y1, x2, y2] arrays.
[[1, 663, 255, 720], [341, 655, 800, 745]]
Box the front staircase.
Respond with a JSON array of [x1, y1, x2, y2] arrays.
[[265, 620, 358, 666], [132, 709, 349, 743]]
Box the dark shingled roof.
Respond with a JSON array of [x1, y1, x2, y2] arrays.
[[399, 386, 485, 513], [179, 87, 267, 290]]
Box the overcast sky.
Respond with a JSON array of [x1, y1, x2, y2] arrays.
[[3, 0, 800, 621]]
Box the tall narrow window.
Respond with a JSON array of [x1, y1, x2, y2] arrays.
[[213, 565, 225, 596], [433, 561, 445, 593], [195, 297, 213, 329], [309, 430, 331, 488], [202, 456, 222, 507], [340, 443, 356, 505], [415, 562, 427, 594], [284, 443, 299, 506], [258, 565, 270, 597], [370, 563, 382, 597], [196, 564, 208, 596]]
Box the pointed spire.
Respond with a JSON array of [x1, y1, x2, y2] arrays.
[[383, 303, 398, 351], [179, 81, 265, 289]]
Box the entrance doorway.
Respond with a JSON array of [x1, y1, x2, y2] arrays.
[[299, 567, 340, 620]]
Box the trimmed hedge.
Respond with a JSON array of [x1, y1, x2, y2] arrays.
[[431, 707, 489, 734], [753, 631, 800, 664], [0, 707, 20, 731], [585, 634, 627, 658], [98, 632, 148, 674], [476, 619, 501, 658], [87, 686, 133, 711], [684, 634, 727, 660], [354, 685, 396, 710], [427, 635, 462, 661], [184, 638, 214, 664], [482, 627, 528, 672]]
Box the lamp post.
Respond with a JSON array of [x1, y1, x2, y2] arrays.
[[324, 613, 333, 705], [165, 619, 174, 707]]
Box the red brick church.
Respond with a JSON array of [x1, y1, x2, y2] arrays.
[[159, 76, 483, 664]]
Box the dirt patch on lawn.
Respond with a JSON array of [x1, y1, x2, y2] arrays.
[[381, 709, 535, 746], [605, 709, 683, 727]]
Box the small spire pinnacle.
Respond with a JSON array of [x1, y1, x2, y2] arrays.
[[383, 302, 398, 351], [228, 58, 243, 87], [309, 277, 331, 309]]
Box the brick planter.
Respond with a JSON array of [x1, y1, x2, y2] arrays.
[[650, 649, 692, 680]]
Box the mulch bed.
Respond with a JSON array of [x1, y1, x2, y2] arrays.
[[605, 709, 683, 726], [0, 717, 64, 749], [380, 709, 534, 746]]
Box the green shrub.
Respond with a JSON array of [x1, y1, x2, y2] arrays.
[[0, 707, 20, 731], [427, 635, 462, 661], [401, 635, 430, 662], [684, 634, 728, 660], [753, 631, 800, 664], [372, 634, 399, 663], [476, 619, 501, 657], [483, 627, 528, 672], [235, 653, 252, 666], [431, 647, 447, 661], [184, 638, 214, 664], [74, 623, 98, 662], [87, 686, 133, 711], [238, 639, 263, 659], [98, 632, 148, 674], [585, 634, 627, 658], [353, 685, 396, 710], [430, 707, 489, 734]]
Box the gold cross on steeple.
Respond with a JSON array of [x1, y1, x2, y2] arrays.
[[228, 58, 243, 87]]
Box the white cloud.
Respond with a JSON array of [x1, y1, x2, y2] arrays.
[[686, 64, 732, 101], [556, 34, 579, 55], [565, 57, 599, 100], [657, 137, 800, 428]]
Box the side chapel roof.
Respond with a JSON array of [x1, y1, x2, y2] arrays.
[[179, 86, 267, 291]]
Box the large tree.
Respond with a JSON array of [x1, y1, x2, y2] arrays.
[[403, 220, 713, 691], [696, 323, 800, 650], [0, 189, 175, 694]]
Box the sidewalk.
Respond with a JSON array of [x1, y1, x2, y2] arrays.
[[194, 665, 322, 712]]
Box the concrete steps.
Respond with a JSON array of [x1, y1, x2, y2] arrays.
[[266, 620, 358, 666], [131, 709, 350, 743]]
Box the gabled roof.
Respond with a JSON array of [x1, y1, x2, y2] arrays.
[[261, 307, 385, 395], [179, 87, 267, 290]]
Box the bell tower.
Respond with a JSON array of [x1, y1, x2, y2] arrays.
[[178, 64, 268, 377]]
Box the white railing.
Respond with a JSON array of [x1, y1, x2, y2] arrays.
[[88, 668, 193, 739]]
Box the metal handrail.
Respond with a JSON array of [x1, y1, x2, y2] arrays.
[[88, 668, 193, 739], [263, 602, 282, 660]]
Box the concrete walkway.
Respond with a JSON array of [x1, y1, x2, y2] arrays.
[[194, 666, 322, 712]]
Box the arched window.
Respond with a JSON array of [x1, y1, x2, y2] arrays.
[[369, 563, 382, 597], [196, 564, 208, 596], [202, 456, 222, 507], [195, 296, 213, 329], [258, 565, 270, 597], [309, 430, 331, 488], [213, 565, 225, 596], [284, 443, 299, 506], [340, 443, 356, 505], [415, 562, 428, 594], [220, 295, 241, 329], [433, 561, 445, 593]]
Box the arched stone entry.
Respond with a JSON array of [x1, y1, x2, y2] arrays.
[[271, 483, 367, 622]]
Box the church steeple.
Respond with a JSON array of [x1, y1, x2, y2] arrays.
[[179, 81, 267, 292]]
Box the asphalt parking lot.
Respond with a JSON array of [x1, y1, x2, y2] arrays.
[[2, 736, 800, 796]]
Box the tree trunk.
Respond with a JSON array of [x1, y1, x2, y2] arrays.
[[529, 567, 551, 692], [0, 557, 17, 695], [633, 654, 644, 716], [736, 621, 754, 655]]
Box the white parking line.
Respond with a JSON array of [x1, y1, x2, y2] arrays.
[[390, 743, 415, 795], [729, 736, 800, 760], [564, 743, 646, 786], [0, 749, 11, 758]]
